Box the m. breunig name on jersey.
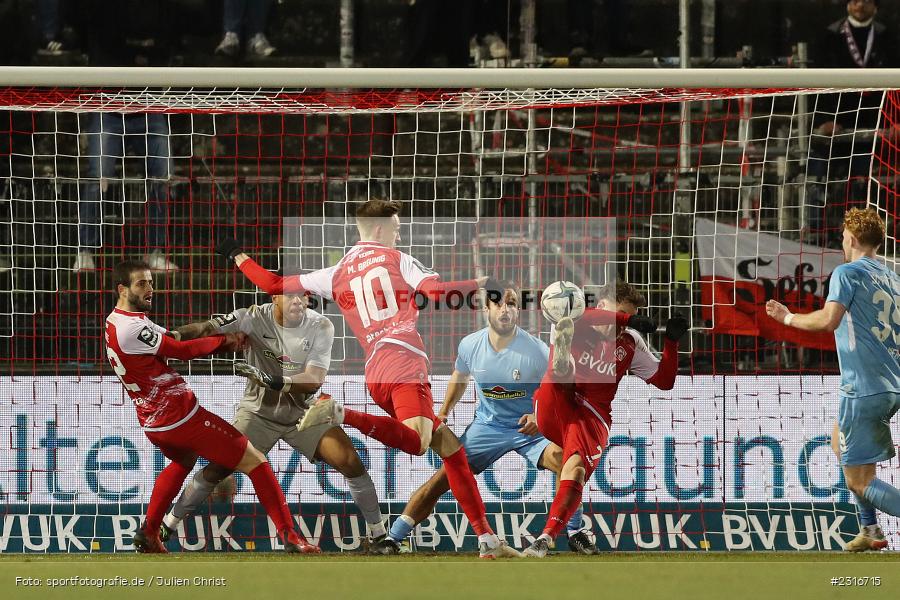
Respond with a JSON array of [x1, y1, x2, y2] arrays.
[[481, 385, 527, 400], [263, 350, 305, 370]]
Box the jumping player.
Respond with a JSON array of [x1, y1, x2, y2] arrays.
[[216, 199, 520, 558], [766, 208, 900, 552], [161, 291, 387, 544], [373, 282, 599, 555], [524, 281, 686, 557], [105, 259, 318, 553]]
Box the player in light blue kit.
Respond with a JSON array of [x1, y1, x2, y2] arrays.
[[372, 282, 598, 555], [767, 208, 900, 552]]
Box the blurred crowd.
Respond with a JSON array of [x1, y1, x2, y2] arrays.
[[0, 0, 896, 68]]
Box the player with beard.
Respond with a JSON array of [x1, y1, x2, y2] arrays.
[[104, 260, 318, 553], [373, 282, 598, 554]]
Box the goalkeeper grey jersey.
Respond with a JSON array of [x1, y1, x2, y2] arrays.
[[211, 303, 334, 425]]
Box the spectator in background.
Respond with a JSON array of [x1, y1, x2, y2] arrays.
[[74, 1, 179, 272], [35, 0, 63, 53], [74, 113, 177, 272], [216, 0, 276, 58], [806, 0, 898, 246], [406, 0, 511, 67], [816, 0, 896, 68]]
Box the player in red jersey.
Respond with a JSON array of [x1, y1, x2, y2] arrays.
[[523, 281, 687, 557], [105, 259, 319, 554], [216, 199, 521, 558]]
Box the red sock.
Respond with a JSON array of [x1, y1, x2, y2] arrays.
[[443, 447, 492, 536], [247, 462, 299, 543], [145, 461, 192, 534], [542, 480, 584, 539], [343, 409, 422, 456]]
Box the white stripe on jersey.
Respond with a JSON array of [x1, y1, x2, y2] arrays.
[[142, 400, 199, 432]]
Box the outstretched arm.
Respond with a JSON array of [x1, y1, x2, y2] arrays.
[[766, 300, 845, 333], [157, 334, 241, 361], [215, 238, 306, 295], [234, 255, 306, 295], [174, 319, 218, 341]]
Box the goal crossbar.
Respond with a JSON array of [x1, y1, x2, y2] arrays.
[[1, 66, 900, 89]]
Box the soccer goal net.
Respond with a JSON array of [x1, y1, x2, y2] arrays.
[[1, 67, 898, 553]]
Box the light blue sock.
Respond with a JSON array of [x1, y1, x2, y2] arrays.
[[566, 506, 585, 535], [863, 478, 900, 518], [388, 514, 415, 543], [853, 492, 878, 526]]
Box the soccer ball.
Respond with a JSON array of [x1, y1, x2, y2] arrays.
[[540, 281, 586, 324]]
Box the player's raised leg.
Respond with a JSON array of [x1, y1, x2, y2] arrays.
[[300, 394, 424, 456]]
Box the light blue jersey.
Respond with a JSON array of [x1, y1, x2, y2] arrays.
[[455, 327, 549, 429], [827, 257, 900, 399]]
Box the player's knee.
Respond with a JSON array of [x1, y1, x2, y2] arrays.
[[544, 445, 564, 473], [845, 476, 870, 498], [568, 465, 586, 484], [337, 452, 366, 478], [416, 433, 431, 456], [202, 462, 233, 484], [561, 454, 586, 484]]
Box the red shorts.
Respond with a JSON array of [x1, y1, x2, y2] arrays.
[[533, 371, 610, 477], [366, 348, 440, 426], [144, 405, 248, 470]]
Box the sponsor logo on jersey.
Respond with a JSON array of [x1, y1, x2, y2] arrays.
[[137, 326, 160, 348], [263, 350, 305, 370], [578, 352, 616, 376], [481, 385, 527, 400]]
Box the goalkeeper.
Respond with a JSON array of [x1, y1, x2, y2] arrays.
[[161, 290, 387, 543]]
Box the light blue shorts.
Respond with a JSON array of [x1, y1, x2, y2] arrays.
[[460, 421, 553, 474], [838, 392, 900, 466]]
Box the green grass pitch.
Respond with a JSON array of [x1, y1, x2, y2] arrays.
[[2, 552, 900, 600]]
